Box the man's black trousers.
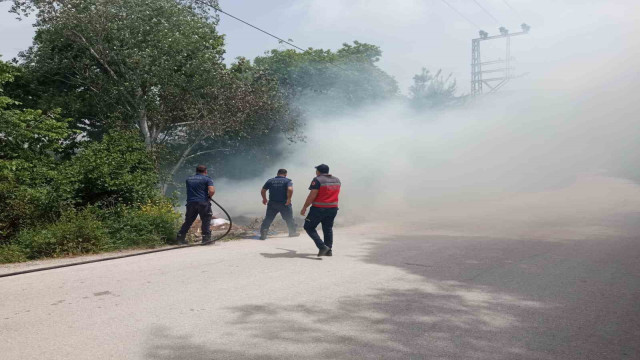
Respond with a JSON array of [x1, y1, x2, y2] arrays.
[[178, 201, 212, 237], [260, 201, 297, 235], [303, 206, 338, 250]]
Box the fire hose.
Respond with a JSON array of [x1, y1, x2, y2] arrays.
[[0, 198, 232, 279]]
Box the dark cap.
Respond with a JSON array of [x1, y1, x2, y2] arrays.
[[315, 164, 329, 174]]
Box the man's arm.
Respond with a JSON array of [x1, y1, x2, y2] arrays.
[[300, 190, 318, 216], [208, 185, 215, 199], [285, 186, 293, 206], [261, 188, 268, 205]]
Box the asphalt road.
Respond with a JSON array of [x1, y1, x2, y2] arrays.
[[1, 222, 639, 359]]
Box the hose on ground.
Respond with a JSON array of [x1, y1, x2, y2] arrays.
[[0, 198, 233, 279]]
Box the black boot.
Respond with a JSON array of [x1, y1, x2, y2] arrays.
[[202, 234, 212, 244], [317, 246, 330, 257], [176, 233, 187, 245], [260, 230, 267, 240]]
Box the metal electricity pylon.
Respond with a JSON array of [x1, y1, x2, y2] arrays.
[[471, 23, 530, 95]]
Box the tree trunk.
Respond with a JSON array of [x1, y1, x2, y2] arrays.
[[161, 141, 198, 195], [139, 105, 152, 149], [136, 88, 152, 149]]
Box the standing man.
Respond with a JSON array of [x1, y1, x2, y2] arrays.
[[176, 165, 215, 244], [300, 164, 341, 257], [260, 169, 299, 240]]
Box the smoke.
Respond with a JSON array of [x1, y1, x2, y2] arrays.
[[213, 1, 640, 240]]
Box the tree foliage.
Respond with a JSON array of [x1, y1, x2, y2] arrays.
[[156, 60, 302, 191], [0, 61, 75, 161], [13, 0, 226, 145], [409, 68, 459, 109], [62, 131, 160, 207], [8, 0, 302, 191], [1, 61, 172, 248], [0, 60, 77, 241], [253, 41, 399, 113], [0, 125, 179, 260]]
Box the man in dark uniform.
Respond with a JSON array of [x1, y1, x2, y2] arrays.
[[176, 165, 215, 244], [260, 169, 298, 240], [300, 164, 341, 257]]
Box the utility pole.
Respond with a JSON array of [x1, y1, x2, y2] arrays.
[[471, 23, 530, 96]]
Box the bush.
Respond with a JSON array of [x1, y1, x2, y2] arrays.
[[1, 60, 180, 260], [3, 200, 180, 263], [0, 245, 28, 264], [102, 199, 181, 250], [15, 209, 108, 259], [0, 169, 63, 242], [0, 130, 157, 244], [59, 130, 159, 208]]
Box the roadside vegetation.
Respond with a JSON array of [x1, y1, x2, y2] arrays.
[[0, 0, 460, 263]]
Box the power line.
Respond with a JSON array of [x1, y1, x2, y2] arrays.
[[471, 0, 501, 25], [214, 7, 306, 52], [500, 0, 523, 21], [438, 0, 481, 29], [213, 6, 347, 71]]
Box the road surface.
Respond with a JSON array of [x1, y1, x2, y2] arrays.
[[1, 219, 639, 360]]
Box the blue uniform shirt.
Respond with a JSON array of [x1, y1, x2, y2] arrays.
[[186, 174, 214, 203], [263, 176, 293, 203]]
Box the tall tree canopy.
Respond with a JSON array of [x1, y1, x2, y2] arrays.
[[13, 0, 226, 145], [0, 59, 74, 241], [252, 41, 399, 113], [0, 60, 74, 162], [8, 0, 301, 191]]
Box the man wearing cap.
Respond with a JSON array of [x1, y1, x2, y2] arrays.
[[259, 168, 299, 240], [176, 165, 215, 244], [300, 164, 341, 257]]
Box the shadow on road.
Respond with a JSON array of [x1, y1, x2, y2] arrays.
[[361, 234, 640, 359], [144, 284, 548, 359], [259, 248, 321, 261], [144, 234, 640, 359]]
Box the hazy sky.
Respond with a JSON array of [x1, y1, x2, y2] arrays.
[[2, 1, 637, 93]]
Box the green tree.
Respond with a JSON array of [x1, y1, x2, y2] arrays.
[[0, 60, 77, 242], [1, 59, 181, 261], [156, 62, 302, 192], [61, 130, 160, 207], [0, 61, 74, 161], [409, 68, 459, 109], [9, 0, 302, 191], [12, 0, 226, 147], [253, 41, 399, 113]]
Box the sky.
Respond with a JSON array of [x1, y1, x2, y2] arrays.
[[3, 0, 636, 93]]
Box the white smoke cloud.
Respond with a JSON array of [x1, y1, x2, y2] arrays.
[[208, 1, 640, 240]]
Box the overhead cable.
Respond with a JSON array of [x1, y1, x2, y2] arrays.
[[501, 0, 524, 22], [438, 0, 481, 29], [471, 0, 501, 25], [214, 6, 306, 52], [213, 6, 347, 71]]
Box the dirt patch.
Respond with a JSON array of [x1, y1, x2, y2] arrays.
[[184, 216, 248, 243], [184, 215, 304, 242]]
